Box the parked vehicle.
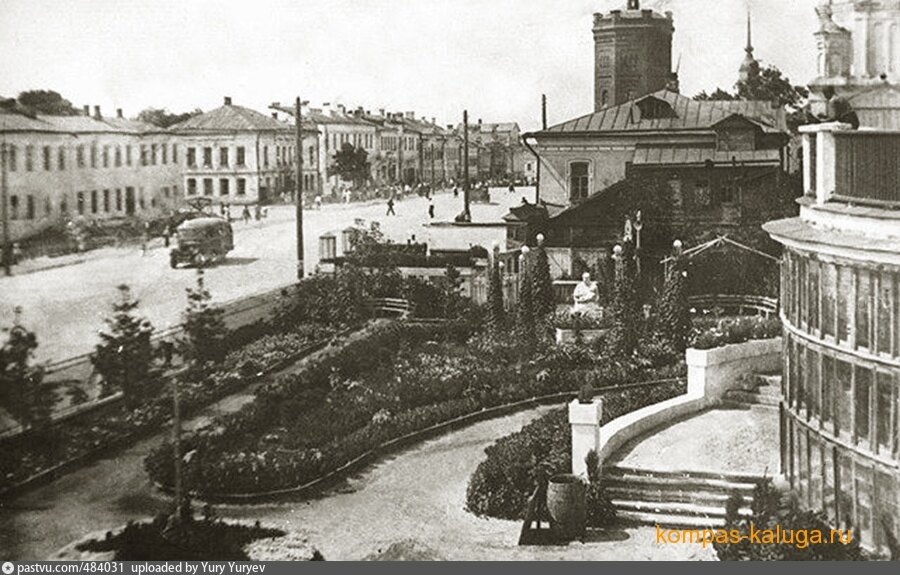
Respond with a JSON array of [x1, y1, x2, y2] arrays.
[[169, 216, 234, 268]]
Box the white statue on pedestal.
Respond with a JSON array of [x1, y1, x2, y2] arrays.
[[572, 272, 599, 316]]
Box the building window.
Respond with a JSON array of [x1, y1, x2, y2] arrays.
[[9, 195, 18, 220], [203, 147, 212, 167], [172, 144, 178, 164], [103, 189, 110, 213], [187, 147, 196, 167], [263, 146, 269, 167], [25, 195, 34, 220], [140, 145, 148, 166], [60, 196, 68, 215], [76, 145, 85, 168], [219, 178, 229, 196], [116, 189, 123, 211], [187, 179, 196, 196], [43, 197, 51, 217], [6, 145, 16, 172], [77, 192, 85, 215], [308, 145, 314, 165], [126, 145, 132, 166], [43, 146, 51, 170], [139, 190, 145, 210], [569, 161, 590, 201], [693, 179, 712, 207], [90, 190, 98, 214], [236, 146, 245, 166], [601, 90, 609, 108], [237, 178, 246, 195], [162, 144, 168, 165], [150, 144, 157, 165], [90, 144, 98, 168], [103, 145, 110, 168], [115, 146, 122, 167], [25, 146, 34, 171], [219, 147, 229, 167], [203, 178, 213, 196]]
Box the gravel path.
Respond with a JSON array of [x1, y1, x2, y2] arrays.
[[609, 406, 780, 476]]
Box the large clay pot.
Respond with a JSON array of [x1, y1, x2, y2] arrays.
[[546, 473, 587, 541]]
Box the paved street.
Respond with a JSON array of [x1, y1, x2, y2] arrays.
[[0, 189, 528, 363]]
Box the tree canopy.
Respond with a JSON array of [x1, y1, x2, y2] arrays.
[[328, 143, 371, 188], [137, 107, 203, 128], [16, 90, 79, 116], [694, 64, 809, 109]]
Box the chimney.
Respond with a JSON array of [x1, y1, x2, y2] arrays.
[[336, 104, 346, 114], [83, 105, 90, 116], [432, 117, 436, 125], [224, 96, 232, 106], [116, 108, 123, 119], [447, 124, 454, 130], [93, 105, 102, 119], [405, 111, 415, 119], [378, 108, 386, 117], [272, 112, 278, 119]]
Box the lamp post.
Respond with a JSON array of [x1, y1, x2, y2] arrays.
[[462, 110, 471, 222], [294, 97, 308, 280], [634, 210, 643, 275], [1, 142, 10, 276]]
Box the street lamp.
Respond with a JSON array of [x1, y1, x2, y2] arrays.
[[294, 97, 309, 280]]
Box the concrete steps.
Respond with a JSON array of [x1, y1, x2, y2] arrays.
[[603, 465, 762, 529], [723, 373, 783, 410]]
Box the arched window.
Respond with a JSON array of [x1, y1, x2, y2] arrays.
[[569, 161, 590, 201], [601, 90, 609, 108]]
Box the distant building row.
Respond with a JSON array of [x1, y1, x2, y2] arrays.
[[1, 97, 528, 241]]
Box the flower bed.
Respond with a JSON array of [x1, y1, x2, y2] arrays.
[[690, 315, 782, 350], [145, 320, 685, 498], [465, 378, 686, 521], [0, 323, 337, 496]]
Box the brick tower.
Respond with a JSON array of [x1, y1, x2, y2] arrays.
[[593, 0, 674, 111]]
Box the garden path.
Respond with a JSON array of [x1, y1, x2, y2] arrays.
[[608, 406, 780, 476]]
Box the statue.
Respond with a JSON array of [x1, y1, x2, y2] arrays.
[[571, 272, 600, 316]]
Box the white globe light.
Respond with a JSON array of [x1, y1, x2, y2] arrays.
[[536, 233, 545, 244], [673, 239, 683, 249], [521, 245, 530, 255], [613, 244, 623, 255]]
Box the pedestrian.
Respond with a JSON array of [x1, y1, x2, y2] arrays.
[[386, 196, 396, 216], [242, 205, 251, 224], [141, 221, 150, 256], [508, 183, 515, 194], [11, 242, 22, 265], [428, 197, 435, 219], [315, 194, 323, 210], [163, 222, 172, 248], [254, 204, 262, 221], [452, 184, 459, 198]]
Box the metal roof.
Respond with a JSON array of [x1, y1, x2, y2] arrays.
[[632, 147, 781, 166], [539, 90, 788, 136], [171, 103, 290, 132]]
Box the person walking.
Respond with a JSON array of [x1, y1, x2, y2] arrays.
[[242, 205, 251, 224], [141, 221, 150, 256], [386, 195, 396, 216], [428, 197, 435, 219]]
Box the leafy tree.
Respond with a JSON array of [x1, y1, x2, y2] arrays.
[[0, 315, 53, 432], [609, 240, 641, 359], [656, 247, 691, 354], [17, 90, 79, 115], [329, 144, 371, 189], [181, 269, 228, 367], [137, 107, 203, 128], [441, 265, 467, 319], [530, 237, 554, 322], [92, 285, 156, 409], [694, 64, 808, 110]]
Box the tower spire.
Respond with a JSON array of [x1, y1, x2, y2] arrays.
[[739, 9, 759, 83], [745, 10, 753, 54]]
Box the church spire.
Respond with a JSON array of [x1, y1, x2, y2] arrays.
[[739, 10, 760, 83]]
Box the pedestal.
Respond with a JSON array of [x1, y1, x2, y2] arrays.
[[568, 399, 603, 478]]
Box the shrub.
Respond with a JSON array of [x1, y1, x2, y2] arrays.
[[690, 315, 782, 350]]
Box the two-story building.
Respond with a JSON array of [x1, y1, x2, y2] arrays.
[[173, 97, 319, 206]]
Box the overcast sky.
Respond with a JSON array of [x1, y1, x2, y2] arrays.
[[0, 0, 819, 130]]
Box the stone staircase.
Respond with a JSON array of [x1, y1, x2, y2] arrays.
[[722, 373, 782, 410], [603, 465, 762, 528]]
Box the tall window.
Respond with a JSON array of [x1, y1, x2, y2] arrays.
[[203, 178, 213, 196], [90, 190, 98, 214], [150, 144, 157, 165], [187, 147, 196, 167], [7, 145, 16, 171], [43, 146, 51, 170], [219, 178, 229, 196], [162, 143, 168, 164], [219, 147, 229, 167], [26, 195, 34, 220], [116, 189, 123, 211], [263, 146, 269, 167], [237, 178, 246, 195], [187, 178, 197, 196], [9, 195, 18, 219], [102, 145, 110, 168], [57, 146, 66, 170], [569, 162, 589, 201], [90, 144, 98, 168], [172, 144, 178, 164], [103, 189, 110, 213], [140, 145, 148, 166], [77, 191, 85, 215], [236, 146, 245, 166], [126, 145, 132, 166], [76, 145, 85, 168], [203, 147, 212, 167], [25, 146, 34, 171]]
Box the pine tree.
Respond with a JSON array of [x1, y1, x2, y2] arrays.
[[609, 241, 641, 358], [657, 247, 692, 354], [181, 269, 227, 368], [92, 285, 156, 409], [516, 251, 535, 345], [531, 235, 554, 321], [487, 250, 505, 335], [0, 312, 53, 432]]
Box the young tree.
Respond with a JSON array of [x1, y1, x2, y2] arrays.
[[530, 235, 554, 322], [609, 241, 641, 359], [656, 241, 692, 354], [487, 248, 505, 335], [92, 285, 156, 409], [516, 249, 535, 345], [329, 144, 371, 189], [181, 269, 228, 367], [0, 312, 53, 432]]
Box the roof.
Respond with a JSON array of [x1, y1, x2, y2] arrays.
[[538, 90, 788, 136], [0, 110, 159, 134], [171, 103, 290, 132], [503, 202, 548, 222], [632, 147, 781, 167], [548, 179, 634, 221]]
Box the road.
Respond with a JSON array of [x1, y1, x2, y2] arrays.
[[0, 189, 526, 362]]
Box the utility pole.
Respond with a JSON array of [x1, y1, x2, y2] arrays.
[[171, 372, 183, 518], [462, 110, 471, 221], [294, 97, 305, 280], [541, 94, 548, 130], [1, 142, 10, 276]]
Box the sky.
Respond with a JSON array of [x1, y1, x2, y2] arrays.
[[0, 0, 820, 131]]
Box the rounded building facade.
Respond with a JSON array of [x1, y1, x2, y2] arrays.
[[764, 123, 900, 555]]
